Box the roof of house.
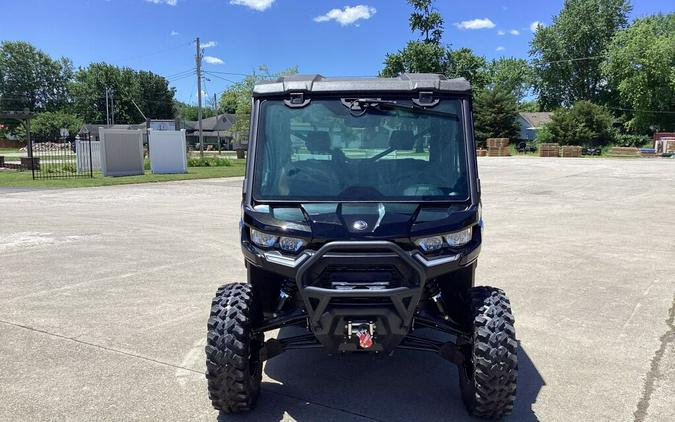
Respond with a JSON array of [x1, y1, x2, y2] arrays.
[[79, 123, 146, 134], [185, 114, 236, 132], [253, 74, 472, 97], [519, 112, 553, 129]]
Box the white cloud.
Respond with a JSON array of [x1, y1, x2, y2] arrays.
[[497, 30, 505, 36], [202, 41, 217, 48], [230, 0, 275, 11], [146, 0, 177, 5], [509, 29, 519, 35], [314, 5, 377, 26], [203, 56, 224, 64], [170, 30, 180, 36], [530, 21, 544, 32], [454, 18, 496, 30], [496, 46, 505, 51]]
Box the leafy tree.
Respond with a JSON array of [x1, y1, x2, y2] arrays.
[[487, 57, 532, 103], [601, 13, 675, 132], [529, 0, 631, 109], [446, 48, 489, 91], [0, 41, 72, 112], [381, 41, 448, 77], [70, 63, 175, 124], [408, 0, 444, 44], [473, 87, 520, 145], [534, 125, 555, 143], [519, 100, 540, 112], [30, 111, 83, 140], [381, 0, 449, 77], [219, 66, 298, 142], [545, 101, 615, 147], [174, 101, 216, 121]]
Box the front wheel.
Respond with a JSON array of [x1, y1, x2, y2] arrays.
[[205, 283, 263, 413], [459, 287, 518, 419]]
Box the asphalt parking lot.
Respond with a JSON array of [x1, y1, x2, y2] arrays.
[[1, 157, 674, 422]]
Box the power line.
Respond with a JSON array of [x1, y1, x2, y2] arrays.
[[202, 71, 239, 85], [203, 70, 249, 77]]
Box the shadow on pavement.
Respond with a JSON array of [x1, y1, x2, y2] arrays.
[[218, 328, 544, 422]]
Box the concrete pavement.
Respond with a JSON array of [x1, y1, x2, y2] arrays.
[[1, 158, 673, 421]]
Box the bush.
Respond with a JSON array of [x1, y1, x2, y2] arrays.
[[187, 156, 232, 167], [615, 134, 650, 148], [546, 101, 615, 147], [30, 111, 83, 140], [535, 126, 555, 144]]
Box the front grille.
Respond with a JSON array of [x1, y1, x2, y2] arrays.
[[315, 264, 404, 290], [302, 251, 419, 290]]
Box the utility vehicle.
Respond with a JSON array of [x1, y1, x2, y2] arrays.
[[206, 74, 518, 419]]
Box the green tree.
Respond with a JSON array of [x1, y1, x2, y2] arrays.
[[381, 41, 449, 77], [408, 0, 444, 44], [446, 48, 489, 91], [545, 101, 615, 147], [487, 57, 532, 103], [601, 13, 675, 132], [473, 87, 520, 145], [519, 100, 540, 112], [219, 66, 298, 142], [70, 63, 175, 124], [0, 41, 72, 112], [30, 111, 83, 140], [529, 0, 631, 109], [381, 0, 449, 77], [174, 101, 216, 121]]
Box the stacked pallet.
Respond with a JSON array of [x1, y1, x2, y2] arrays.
[[561, 145, 582, 158], [639, 148, 657, 158], [608, 147, 640, 157], [486, 138, 510, 157], [476, 149, 487, 157], [539, 143, 560, 157]]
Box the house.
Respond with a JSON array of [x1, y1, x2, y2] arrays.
[[183, 114, 238, 150], [79, 123, 147, 142], [517, 112, 553, 141]]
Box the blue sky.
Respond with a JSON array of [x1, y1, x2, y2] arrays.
[[1, 0, 671, 103]]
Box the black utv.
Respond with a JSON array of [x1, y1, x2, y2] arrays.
[[206, 74, 518, 419]]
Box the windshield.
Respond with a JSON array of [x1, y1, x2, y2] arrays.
[[253, 97, 469, 202]]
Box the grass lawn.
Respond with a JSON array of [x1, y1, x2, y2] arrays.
[[0, 160, 246, 188]]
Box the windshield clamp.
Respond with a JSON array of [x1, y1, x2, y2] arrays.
[[284, 93, 311, 108], [413, 91, 439, 107]]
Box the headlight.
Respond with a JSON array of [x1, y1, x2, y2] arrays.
[[444, 226, 473, 247], [279, 236, 306, 252], [415, 236, 444, 252], [414, 226, 473, 252], [250, 229, 278, 248]]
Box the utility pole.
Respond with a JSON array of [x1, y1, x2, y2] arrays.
[[110, 90, 115, 125], [195, 37, 204, 158], [214, 93, 221, 154], [105, 88, 110, 126]]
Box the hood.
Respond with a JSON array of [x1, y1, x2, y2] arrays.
[[245, 202, 478, 242]]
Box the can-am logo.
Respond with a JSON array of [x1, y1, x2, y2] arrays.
[[353, 220, 368, 231]]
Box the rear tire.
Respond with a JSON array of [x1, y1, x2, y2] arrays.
[[205, 283, 263, 413], [459, 286, 518, 419]]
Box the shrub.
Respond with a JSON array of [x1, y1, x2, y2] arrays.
[[188, 156, 232, 167], [615, 134, 651, 148], [535, 126, 555, 144], [546, 101, 615, 147]]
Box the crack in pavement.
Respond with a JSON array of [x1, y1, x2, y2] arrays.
[[633, 294, 675, 422], [0, 319, 385, 422]]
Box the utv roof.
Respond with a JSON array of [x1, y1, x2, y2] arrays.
[[252, 73, 471, 97]]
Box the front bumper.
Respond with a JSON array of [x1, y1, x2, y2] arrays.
[[243, 240, 479, 353]]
